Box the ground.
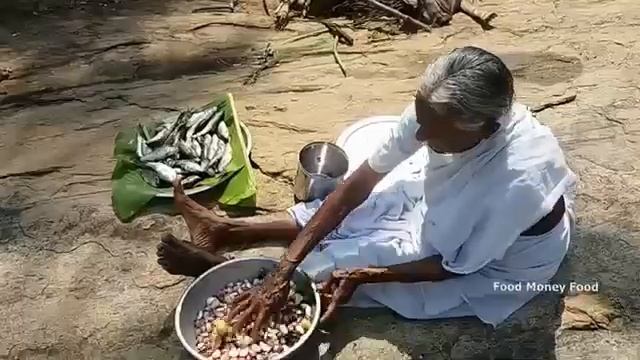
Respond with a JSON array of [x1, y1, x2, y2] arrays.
[[1, 0, 639, 359]]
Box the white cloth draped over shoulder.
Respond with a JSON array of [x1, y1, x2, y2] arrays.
[[290, 103, 578, 326]]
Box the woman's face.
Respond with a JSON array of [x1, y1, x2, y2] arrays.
[[414, 97, 487, 153]]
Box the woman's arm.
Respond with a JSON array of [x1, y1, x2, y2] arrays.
[[280, 162, 386, 276], [318, 256, 459, 322], [344, 256, 460, 284]]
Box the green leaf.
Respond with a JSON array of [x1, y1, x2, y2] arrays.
[[111, 159, 158, 221], [110, 93, 257, 222]]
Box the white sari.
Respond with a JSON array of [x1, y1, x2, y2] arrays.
[[291, 103, 577, 326]]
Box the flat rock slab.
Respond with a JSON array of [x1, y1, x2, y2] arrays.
[[1, 0, 639, 359]]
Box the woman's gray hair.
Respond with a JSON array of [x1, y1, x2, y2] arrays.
[[417, 46, 514, 131]]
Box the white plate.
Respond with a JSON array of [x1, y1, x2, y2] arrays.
[[155, 121, 253, 198], [335, 115, 428, 193], [335, 115, 401, 177]]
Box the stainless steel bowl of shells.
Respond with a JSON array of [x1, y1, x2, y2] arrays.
[[175, 257, 321, 360]]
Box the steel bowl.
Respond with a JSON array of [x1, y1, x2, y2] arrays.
[[175, 257, 321, 360]]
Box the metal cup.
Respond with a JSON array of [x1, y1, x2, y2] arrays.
[[293, 141, 349, 202]]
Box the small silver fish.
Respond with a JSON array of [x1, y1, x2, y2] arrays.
[[161, 110, 190, 146], [174, 160, 203, 174], [201, 134, 212, 162], [138, 124, 152, 141], [216, 143, 233, 173], [193, 111, 223, 138], [146, 162, 177, 183], [137, 134, 152, 157], [140, 146, 178, 162], [186, 119, 201, 140], [203, 135, 215, 161], [204, 135, 224, 169], [146, 125, 171, 144], [136, 134, 144, 159], [165, 127, 181, 147], [192, 140, 202, 158], [217, 120, 229, 142], [186, 106, 217, 128], [186, 109, 214, 140], [178, 140, 198, 158], [181, 175, 201, 187]]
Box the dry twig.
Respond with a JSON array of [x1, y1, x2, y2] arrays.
[[192, 6, 234, 13], [364, 0, 431, 32], [460, 0, 498, 30], [320, 20, 355, 46], [332, 36, 348, 77], [189, 21, 276, 32], [531, 94, 577, 113], [262, 0, 271, 16]]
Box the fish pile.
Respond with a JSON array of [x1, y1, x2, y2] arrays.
[[193, 276, 314, 360], [136, 106, 233, 188]]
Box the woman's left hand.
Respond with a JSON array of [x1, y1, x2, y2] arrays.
[[318, 269, 362, 324]]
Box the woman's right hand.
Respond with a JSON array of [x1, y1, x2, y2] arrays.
[[226, 264, 293, 339]]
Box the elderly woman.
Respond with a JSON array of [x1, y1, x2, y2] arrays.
[[157, 46, 576, 338]]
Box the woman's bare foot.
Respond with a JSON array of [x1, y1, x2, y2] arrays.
[[173, 178, 232, 252], [156, 233, 228, 277]]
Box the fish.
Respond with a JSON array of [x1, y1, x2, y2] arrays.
[[140, 145, 178, 162], [181, 175, 201, 187], [205, 136, 225, 170], [216, 143, 233, 173], [162, 110, 191, 146], [143, 143, 152, 155], [178, 140, 198, 158], [136, 134, 145, 159], [186, 117, 203, 140], [146, 124, 171, 144], [146, 162, 178, 183], [193, 111, 223, 138], [201, 134, 212, 161], [186, 106, 217, 128], [186, 109, 216, 140], [204, 135, 220, 163], [138, 124, 152, 141], [134, 131, 152, 158], [217, 120, 229, 142], [174, 160, 204, 174], [192, 140, 202, 158]]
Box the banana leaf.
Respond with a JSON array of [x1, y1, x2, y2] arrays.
[[111, 93, 256, 222]]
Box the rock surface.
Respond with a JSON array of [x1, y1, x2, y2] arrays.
[[1, 0, 639, 359]]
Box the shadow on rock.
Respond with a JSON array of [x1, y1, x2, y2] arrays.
[[499, 52, 583, 86]]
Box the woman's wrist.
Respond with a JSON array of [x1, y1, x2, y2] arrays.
[[277, 254, 300, 279]]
